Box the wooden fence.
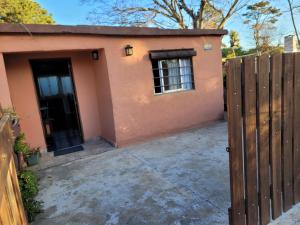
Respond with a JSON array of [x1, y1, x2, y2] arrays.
[[0, 109, 28, 225], [227, 52, 300, 225]]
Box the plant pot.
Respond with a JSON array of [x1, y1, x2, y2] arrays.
[[27, 152, 40, 166]]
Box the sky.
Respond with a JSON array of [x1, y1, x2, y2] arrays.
[[36, 0, 300, 49]]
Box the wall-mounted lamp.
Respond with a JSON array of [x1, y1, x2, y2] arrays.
[[125, 45, 133, 56], [91, 50, 99, 60]]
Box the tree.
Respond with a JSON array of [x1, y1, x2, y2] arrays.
[[243, 1, 281, 53], [227, 30, 240, 57], [230, 30, 240, 48], [287, 0, 300, 46], [222, 31, 247, 59], [0, 0, 55, 24], [84, 0, 249, 29]]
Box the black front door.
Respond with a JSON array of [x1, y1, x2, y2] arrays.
[[31, 59, 83, 152]]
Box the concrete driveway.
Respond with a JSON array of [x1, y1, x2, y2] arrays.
[[33, 121, 230, 225]]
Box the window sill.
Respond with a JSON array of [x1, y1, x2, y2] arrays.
[[154, 89, 195, 96]]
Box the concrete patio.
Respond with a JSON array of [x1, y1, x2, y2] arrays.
[[32, 121, 230, 225], [31, 121, 300, 225]]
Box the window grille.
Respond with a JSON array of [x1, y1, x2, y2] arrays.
[[151, 57, 195, 94]]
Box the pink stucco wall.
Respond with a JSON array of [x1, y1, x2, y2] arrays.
[[0, 34, 223, 148], [92, 49, 116, 144], [4, 51, 101, 149], [104, 37, 223, 146], [5, 54, 46, 148], [0, 53, 12, 108]]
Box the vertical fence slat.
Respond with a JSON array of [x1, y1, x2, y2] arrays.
[[227, 58, 246, 225], [282, 53, 294, 212], [294, 52, 300, 204], [228, 52, 300, 225], [257, 54, 271, 225], [270, 53, 283, 219], [243, 56, 259, 225]]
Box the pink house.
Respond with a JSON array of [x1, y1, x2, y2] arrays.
[[0, 24, 226, 155]]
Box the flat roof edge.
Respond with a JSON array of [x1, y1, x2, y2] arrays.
[[0, 24, 228, 37]]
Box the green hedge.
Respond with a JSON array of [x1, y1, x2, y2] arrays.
[[18, 170, 43, 222]]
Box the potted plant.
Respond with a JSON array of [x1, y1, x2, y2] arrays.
[[26, 147, 41, 166]]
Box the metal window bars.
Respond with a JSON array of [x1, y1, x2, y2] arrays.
[[154, 81, 194, 89], [152, 65, 195, 94], [152, 65, 192, 69]]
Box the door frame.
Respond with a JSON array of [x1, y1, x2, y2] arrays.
[[30, 57, 84, 151]]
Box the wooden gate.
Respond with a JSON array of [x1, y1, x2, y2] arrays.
[[227, 52, 300, 225], [0, 110, 28, 225]]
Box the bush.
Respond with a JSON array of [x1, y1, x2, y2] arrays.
[[18, 170, 43, 222], [14, 133, 30, 156]]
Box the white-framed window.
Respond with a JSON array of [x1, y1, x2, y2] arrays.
[[152, 57, 194, 94]]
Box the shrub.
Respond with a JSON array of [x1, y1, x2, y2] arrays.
[[18, 170, 43, 222], [14, 133, 30, 156]]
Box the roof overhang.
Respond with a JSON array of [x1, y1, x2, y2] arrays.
[[0, 24, 228, 37]]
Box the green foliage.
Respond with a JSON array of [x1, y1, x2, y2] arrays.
[[0, 0, 55, 24], [14, 133, 30, 156], [243, 1, 281, 22], [223, 31, 242, 59], [222, 48, 235, 58], [18, 170, 38, 198], [229, 31, 240, 48], [222, 45, 284, 61], [18, 170, 43, 222], [243, 1, 281, 52], [24, 199, 43, 223], [222, 47, 247, 59]]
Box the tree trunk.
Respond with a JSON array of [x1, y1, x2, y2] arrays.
[[287, 0, 300, 47], [254, 29, 261, 53], [193, 19, 199, 29]]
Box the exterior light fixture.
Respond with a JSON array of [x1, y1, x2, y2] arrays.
[[91, 50, 99, 60], [125, 45, 133, 56]]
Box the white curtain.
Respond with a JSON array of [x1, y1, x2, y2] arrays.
[[167, 59, 181, 90], [38, 76, 59, 97], [180, 59, 192, 90], [61, 76, 73, 95]]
